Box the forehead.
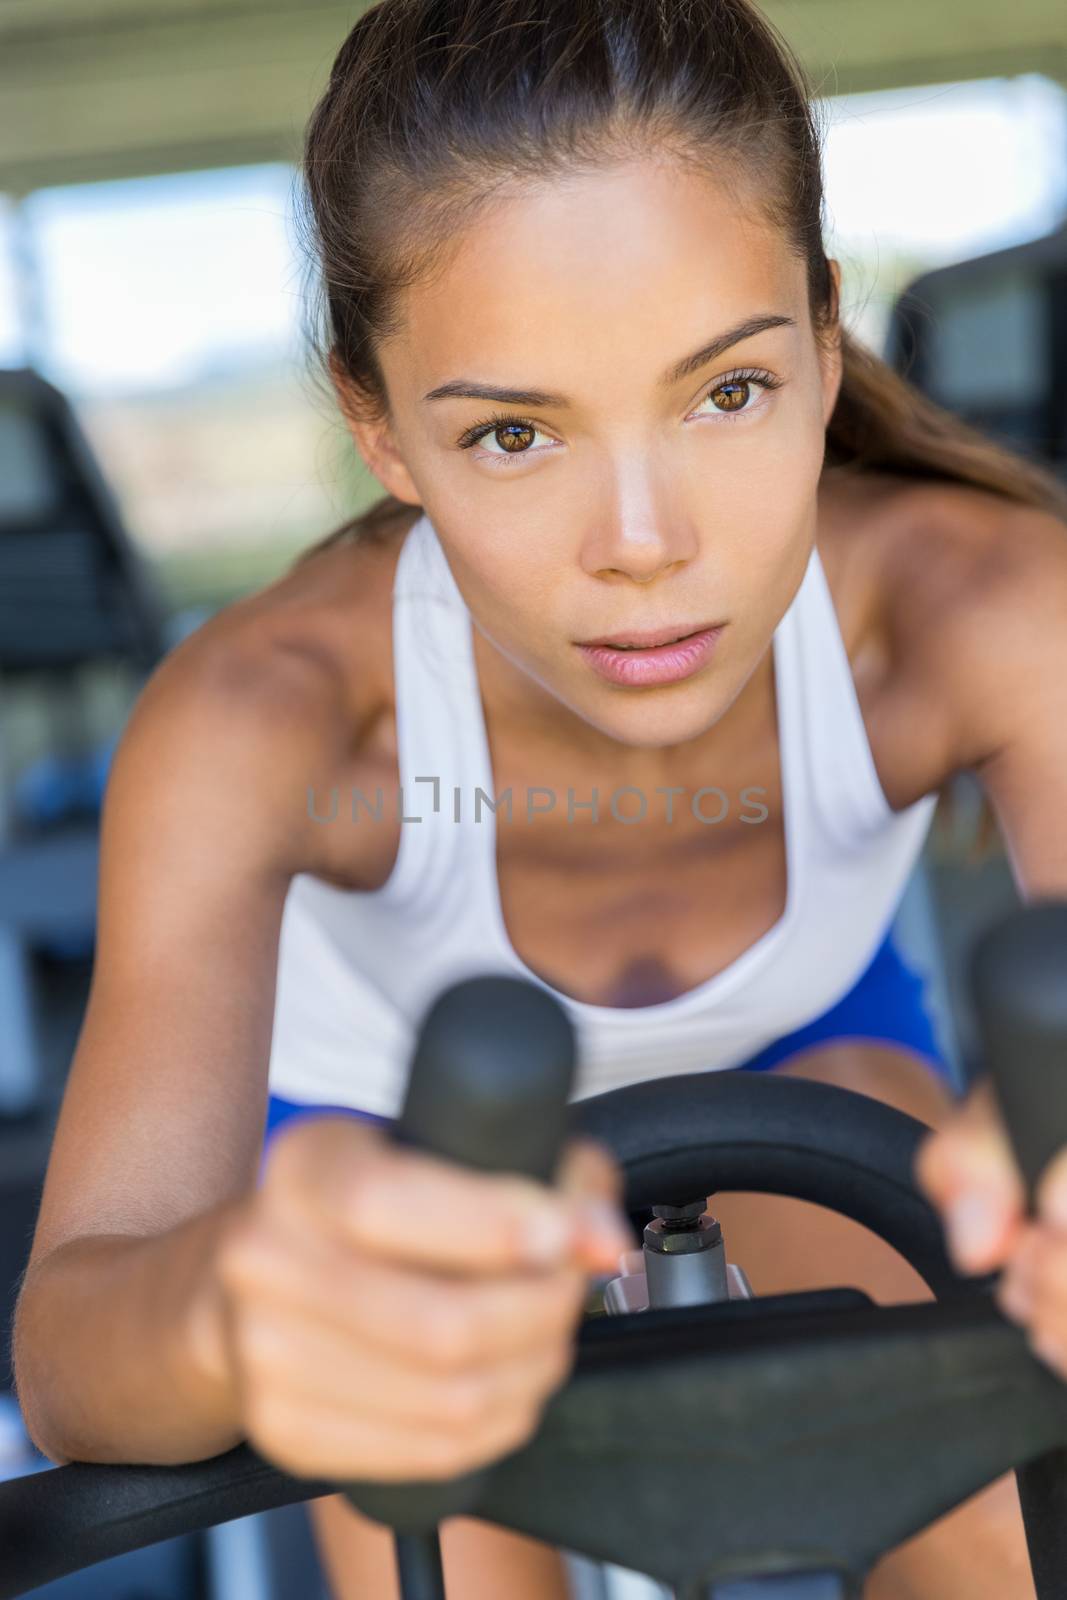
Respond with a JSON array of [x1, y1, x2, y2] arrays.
[[387, 158, 804, 395]]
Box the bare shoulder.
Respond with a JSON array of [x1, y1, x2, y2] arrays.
[[118, 516, 414, 885], [170, 514, 409, 714], [879, 476, 1066, 618], [876, 477, 1067, 776]]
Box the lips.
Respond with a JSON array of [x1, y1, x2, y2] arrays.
[[579, 624, 712, 650], [576, 625, 724, 686]]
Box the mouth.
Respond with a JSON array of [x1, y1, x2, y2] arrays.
[[574, 622, 725, 687], [578, 623, 717, 650]]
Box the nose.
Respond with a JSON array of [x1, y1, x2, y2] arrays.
[[582, 516, 699, 585]]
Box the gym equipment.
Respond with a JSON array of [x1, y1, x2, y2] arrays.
[[886, 219, 1067, 481], [2, 900, 1067, 1599], [0, 365, 169, 1114]]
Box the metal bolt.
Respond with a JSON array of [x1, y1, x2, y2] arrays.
[[652, 1199, 707, 1231]]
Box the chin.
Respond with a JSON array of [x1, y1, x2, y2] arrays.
[[589, 690, 727, 750]]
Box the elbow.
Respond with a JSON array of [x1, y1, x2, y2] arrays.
[[11, 1309, 73, 1466], [11, 1272, 106, 1467], [12, 1370, 242, 1469], [23, 1424, 74, 1469], [10, 1369, 73, 1468], [11, 1243, 246, 1469]]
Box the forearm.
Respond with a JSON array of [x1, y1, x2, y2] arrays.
[[12, 1198, 244, 1467]]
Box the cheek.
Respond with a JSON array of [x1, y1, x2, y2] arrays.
[[455, 524, 555, 590], [444, 535, 537, 616], [479, 546, 574, 645], [770, 406, 828, 496], [715, 514, 814, 671], [462, 554, 559, 664], [716, 496, 814, 601], [706, 418, 823, 552], [757, 370, 833, 488]]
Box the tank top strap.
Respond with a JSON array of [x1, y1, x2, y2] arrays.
[[790, 542, 902, 844], [375, 512, 495, 911]]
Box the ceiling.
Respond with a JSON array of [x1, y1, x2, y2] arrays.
[[0, 0, 1064, 196]]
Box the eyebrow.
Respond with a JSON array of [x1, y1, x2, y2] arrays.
[[421, 313, 797, 408]]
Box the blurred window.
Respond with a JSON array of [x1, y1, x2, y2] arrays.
[[821, 73, 1067, 353], [0, 198, 23, 365], [3, 165, 363, 608], [26, 164, 302, 394]]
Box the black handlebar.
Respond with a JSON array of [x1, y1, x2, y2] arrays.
[[969, 900, 1067, 1596], [391, 973, 577, 1183], [343, 976, 577, 1544], [971, 900, 1067, 1204]]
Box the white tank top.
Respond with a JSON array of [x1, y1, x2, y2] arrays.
[[267, 510, 937, 1117]]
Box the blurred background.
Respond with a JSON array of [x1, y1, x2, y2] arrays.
[[0, 2, 1065, 1597]]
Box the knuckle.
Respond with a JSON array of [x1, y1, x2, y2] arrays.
[[1031, 1311, 1056, 1356], [242, 1391, 331, 1481], [538, 1276, 584, 1342], [242, 1390, 289, 1455], [914, 1134, 955, 1196], [216, 1222, 270, 1291], [424, 1300, 479, 1370], [1045, 1252, 1067, 1298], [438, 1373, 492, 1430], [498, 1398, 543, 1455], [341, 1155, 392, 1236], [264, 1122, 310, 1189], [526, 1342, 571, 1409], [554, 1268, 587, 1321], [543, 1342, 576, 1395], [914, 1126, 947, 1171], [419, 1424, 481, 1479], [237, 1313, 291, 1374], [573, 1137, 624, 1194]]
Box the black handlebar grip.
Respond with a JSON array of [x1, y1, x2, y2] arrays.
[[391, 974, 578, 1181], [342, 974, 578, 1531], [969, 899, 1067, 1206]]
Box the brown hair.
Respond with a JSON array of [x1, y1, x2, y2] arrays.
[[291, 0, 1067, 856]]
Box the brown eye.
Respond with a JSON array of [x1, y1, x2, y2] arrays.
[[710, 380, 750, 413], [495, 423, 537, 453], [458, 415, 551, 457], [694, 369, 782, 423]]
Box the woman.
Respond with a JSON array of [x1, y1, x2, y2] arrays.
[[12, 1, 1067, 1596]]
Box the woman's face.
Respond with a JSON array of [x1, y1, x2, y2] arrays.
[[351, 155, 843, 752]]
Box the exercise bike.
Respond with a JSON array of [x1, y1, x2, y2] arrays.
[[2, 901, 1067, 1600]]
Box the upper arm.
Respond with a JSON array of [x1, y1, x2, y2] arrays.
[[28, 630, 350, 1267], [905, 496, 1067, 900]]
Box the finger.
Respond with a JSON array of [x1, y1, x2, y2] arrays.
[[247, 1386, 538, 1484], [1036, 1146, 1067, 1235], [245, 1390, 462, 1482], [995, 1221, 1042, 1324], [280, 1117, 628, 1273], [236, 1300, 573, 1435], [913, 1082, 1026, 1273], [913, 1079, 1016, 1201], [1007, 1225, 1067, 1329], [556, 1136, 639, 1271], [556, 1136, 625, 1203], [226, 1234, 589, 1367], [1011, 1231, 1067, 1379]]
